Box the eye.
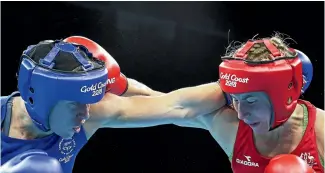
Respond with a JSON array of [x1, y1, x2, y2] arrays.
[[246, 97, 257, 104], [68, 102, 77, 107]]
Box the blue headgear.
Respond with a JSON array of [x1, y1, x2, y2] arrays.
[[18, 40, 108, 131]]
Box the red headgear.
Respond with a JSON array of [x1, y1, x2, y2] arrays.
[[219, 39, 303, 129]]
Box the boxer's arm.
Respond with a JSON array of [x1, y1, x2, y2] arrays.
[[122, 77, 164, 97], [116, 82, 225, 125], [315, 108, 324, 167], [88, 82, 226, 128], [84, 82, 233, 142]]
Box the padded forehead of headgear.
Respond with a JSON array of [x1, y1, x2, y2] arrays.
[[17, 40, 105, 76], [17, 40, 106, 80], [26, 41, 91, 71]]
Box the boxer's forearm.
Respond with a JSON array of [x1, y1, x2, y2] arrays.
[[118, 82, 224, 122], [122, 78, 164, 97], [91, 82, 224, 130]]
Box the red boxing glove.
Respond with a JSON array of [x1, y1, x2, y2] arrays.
[[265, 154, 315, 173], [64, 36, 128, 95]]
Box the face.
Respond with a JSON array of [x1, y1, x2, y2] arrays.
[[49, 100, 90, 139], [231, 92, 273, 134]]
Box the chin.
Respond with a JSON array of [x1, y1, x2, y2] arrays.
[[251, 124, 270, 134], [55, 129, 75, 139]]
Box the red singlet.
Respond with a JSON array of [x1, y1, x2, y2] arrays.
[[231, 100, 324, 173]]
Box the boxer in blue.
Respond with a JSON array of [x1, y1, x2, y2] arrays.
[[0, 37, 163, 173]]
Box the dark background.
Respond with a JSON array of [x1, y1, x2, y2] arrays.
[[2, 2, 324, 173]]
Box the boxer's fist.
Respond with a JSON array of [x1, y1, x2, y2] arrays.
[[0, 149, 63, 173], [264, 154, 315, 173], [295, 49, 313, 93], [64, 36, 128, 95]]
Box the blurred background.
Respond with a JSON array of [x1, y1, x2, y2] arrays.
[[2, 1, 324, 172]]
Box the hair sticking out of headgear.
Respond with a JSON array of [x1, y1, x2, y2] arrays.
[[225, 33, 297, 62]]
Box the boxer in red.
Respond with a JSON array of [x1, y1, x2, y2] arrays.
[[88, 34, 323, 172]]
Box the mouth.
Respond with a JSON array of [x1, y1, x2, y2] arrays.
[[72, 117, 87, 133], [247, 122, 260, 127], [73, 126, 81, 133]]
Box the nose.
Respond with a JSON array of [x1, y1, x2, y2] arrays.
[[77, 112, 89, 122], [237, 112, 251, 120], [76, 104, 90, 122], [236, 102, 251, 120]]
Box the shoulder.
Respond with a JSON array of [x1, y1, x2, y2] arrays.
[[315, 108, 325, 144], [1, 95, 9, 99], [1, 96, 8, 106], [1, 94, 11, 103], [309, 102, 324, 142], [1, 92, 21, 104], [315, 107, 324, 154], [300, 100, 323, 152], [197, 106, 239, 156], [315, 107, 324, 123]]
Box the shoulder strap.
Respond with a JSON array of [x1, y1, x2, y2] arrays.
[[1, 96, 9, 124], [1, 92, 20, 135]]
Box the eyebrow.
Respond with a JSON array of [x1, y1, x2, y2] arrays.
[[230, 94, 255, 100]]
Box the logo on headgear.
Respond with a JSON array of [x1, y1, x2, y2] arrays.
[[220, 72, 249, 88], [80, 78, 115, 96]]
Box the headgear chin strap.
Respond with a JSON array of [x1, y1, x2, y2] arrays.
[[18, 40, 108, 131], [219, 39, 303, 129]]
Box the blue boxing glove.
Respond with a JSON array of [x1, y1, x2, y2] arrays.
[[0, 149, 63, 173], [295, 49, 313, 93], [217, 80, 233, 107]]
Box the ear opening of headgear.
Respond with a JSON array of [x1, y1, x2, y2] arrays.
[[17, 40, 108, 131], [218, 39, 303, 129]]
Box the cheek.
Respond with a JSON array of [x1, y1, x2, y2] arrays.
[[252, 103, 272, 120], [50, 107, 75, 126], [232, 101, 238, 110], [233, 101, 271, 115]]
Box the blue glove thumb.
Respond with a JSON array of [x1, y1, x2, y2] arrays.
[[295, 49, 313, 94], [0, 149, 63, 173]]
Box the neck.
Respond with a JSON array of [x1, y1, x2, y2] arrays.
[[11, 97, 53, 139], [254, 104, 305, 146]]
